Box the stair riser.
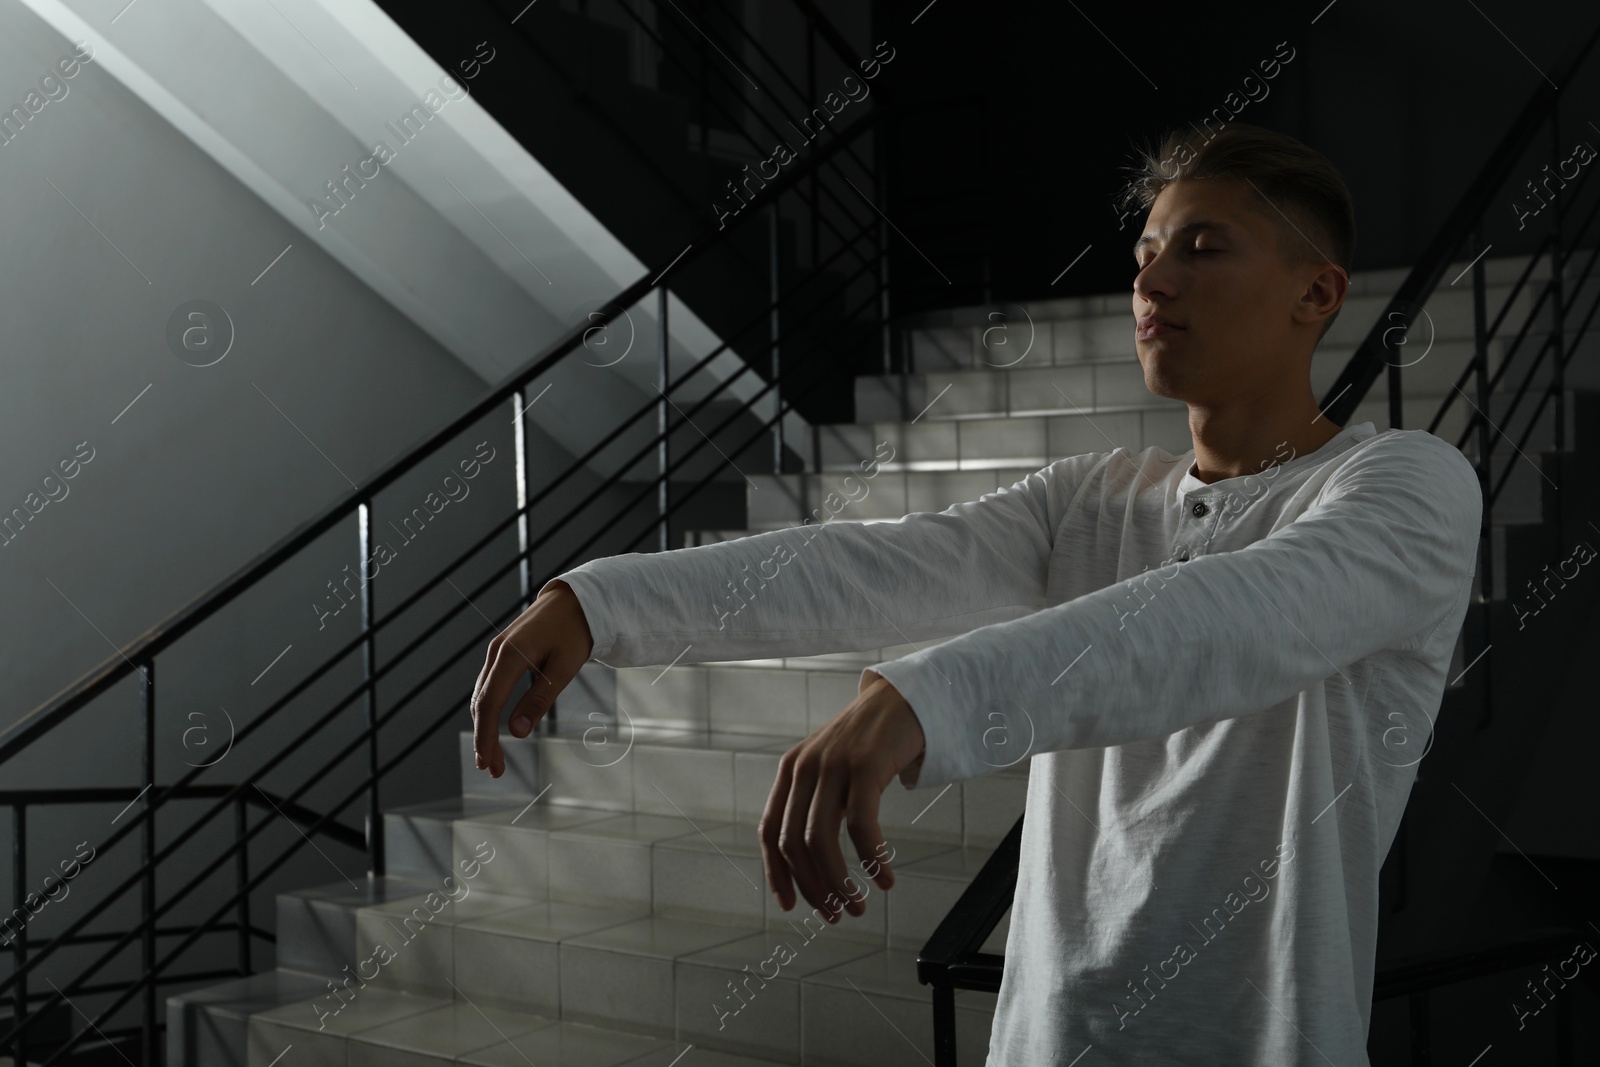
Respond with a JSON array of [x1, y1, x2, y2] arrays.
[[899, 282, 1544, 374], [856, 338, 1518, 435], [454, 729, 1024, 849], [546, 664, 857, 739], [322, 895, 998, 1066], [440, 787, 1022, 914]]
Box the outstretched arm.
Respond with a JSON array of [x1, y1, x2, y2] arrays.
[[760, 431, 1482, 920], [471, 454, 1094, 778], [544, 457, 1083, 666], [872, 431, 1483, 789]]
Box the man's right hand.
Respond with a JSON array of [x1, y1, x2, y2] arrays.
[[470, 579, 595, 779]]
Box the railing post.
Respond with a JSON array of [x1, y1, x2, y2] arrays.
[[877, 115, 893, 377], [1470, 223, 1494, 731], [140, 659, 157, 1065], [357, 504, 383, 878], [235, 797, 251, 975], [697, 0, 709, 159], [9, 803, 25, 1066], [931, 981, 957, 1066], [1408, 989, 1433, 1066], [1557, 984, 1574, 1065], [1387, 349, 1403, 430], [770, 201, 784, 475], [1470, 223, 1492, 605], [658, 286, 670, 553], [512, 390, 532, 609], [807, 21, 818, 269], [1547, 102, 1567, 471]]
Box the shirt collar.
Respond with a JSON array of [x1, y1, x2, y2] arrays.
[[1176, 421, 1378, 496]]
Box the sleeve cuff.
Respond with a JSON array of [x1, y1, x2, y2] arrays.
[[863, 655, 977, 791], [540, 571, 615, 661]]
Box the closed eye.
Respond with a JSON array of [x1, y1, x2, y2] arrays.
[[1136, 247, 1222, 268]]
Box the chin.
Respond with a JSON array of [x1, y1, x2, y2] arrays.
[[1134, 359, 1178, 401]]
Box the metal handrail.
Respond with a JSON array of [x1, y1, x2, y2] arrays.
[[643, 0, 886, 191], [0, 97, 985, 1062], [3, 240, 898, 1064], [1319, 15, 1600, 432], [0, 229, 890, 1012], [0, 211, 895, 1029], [0, 786, 362, 852], [0, 99, 904, 769], [0, 93, 951, 1062], [604, 0, 880, 243]]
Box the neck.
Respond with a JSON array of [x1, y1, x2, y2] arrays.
[[1185, 391, 1344, 484]]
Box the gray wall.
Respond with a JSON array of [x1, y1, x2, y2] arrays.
[[0, 6, 499, 726], [0, 4, 542, 1016]]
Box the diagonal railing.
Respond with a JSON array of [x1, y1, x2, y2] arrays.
[[916, 16, 1600, 1066], [0, 96, 971, 1066]]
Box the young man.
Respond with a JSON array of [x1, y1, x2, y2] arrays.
[[470, 122, 1482, 1064]]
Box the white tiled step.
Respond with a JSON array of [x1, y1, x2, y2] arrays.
[[851, 334, 1520, 430], [551, 657, 954, 743], [275, 875, 444, 977], [698, 392, 1475, 537], [743, 467, 1065, 525], [822, 407, 1191, 473], [451, 735, 1026, 861], [377, 794, 1021, 942], [852, 360, 1181, 426], [902, 253, 1553, 331], [278, 845, 1007, 1064], [896, 259, 1548, 373], [239, 980, 793, 1066]]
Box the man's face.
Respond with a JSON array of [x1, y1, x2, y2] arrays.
[[1131, 178, 1313, 406]]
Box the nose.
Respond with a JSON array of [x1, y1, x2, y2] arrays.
[[1132, 253, 1176, 307]]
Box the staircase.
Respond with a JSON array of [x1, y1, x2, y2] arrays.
[[160, 248, 1589, 1066], [372, 0, 910, 429]]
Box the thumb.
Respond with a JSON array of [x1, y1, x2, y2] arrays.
[[508, 649, 581, 737]]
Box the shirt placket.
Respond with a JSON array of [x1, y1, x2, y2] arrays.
[[1174, 494, 1224, 562]]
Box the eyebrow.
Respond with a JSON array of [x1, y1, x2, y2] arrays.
[[1133, 219, 1235, 257]]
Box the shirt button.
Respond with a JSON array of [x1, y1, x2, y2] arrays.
[[1192, 501, 1209, 517]]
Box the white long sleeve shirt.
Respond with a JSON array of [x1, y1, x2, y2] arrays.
[[545, 419, 1483, 1065]]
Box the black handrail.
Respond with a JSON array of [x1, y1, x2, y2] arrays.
[[1319, 15, 1600, 431], [917, 18, 1600, 1066], [0, 229, 892, 1018], [496, 0, 880, 277], [0, 99, 903, 769], [601, 0, 880, 243], [0, 193, 895, 1031], [1, 91, 981, 1064], [3, 241, 901, 1065], [1371, 927, 1595, 1001], [0, 786, 362, 853]]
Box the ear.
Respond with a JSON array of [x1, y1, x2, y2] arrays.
[[1296, 262, 1347, 331]]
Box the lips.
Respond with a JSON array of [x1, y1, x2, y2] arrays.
[[1137, 314, 1185, 341]]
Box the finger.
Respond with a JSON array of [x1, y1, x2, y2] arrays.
[[473, 639, 530, 777], [845, 778, 894, 894], [507, 646, 571, 739], [759, 750, 798, 910], [805, 760, 862, 919], [781, 752, 832, 921], [469, 640, 498, 753]]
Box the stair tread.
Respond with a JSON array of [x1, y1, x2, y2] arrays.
[[531, 722, 800, 752], [166, 968, 329, 1022], [456, 898, 651, 939], [278, 873, 438, 906]]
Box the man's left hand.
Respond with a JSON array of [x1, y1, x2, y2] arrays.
[[758, 671, 927, 921]]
